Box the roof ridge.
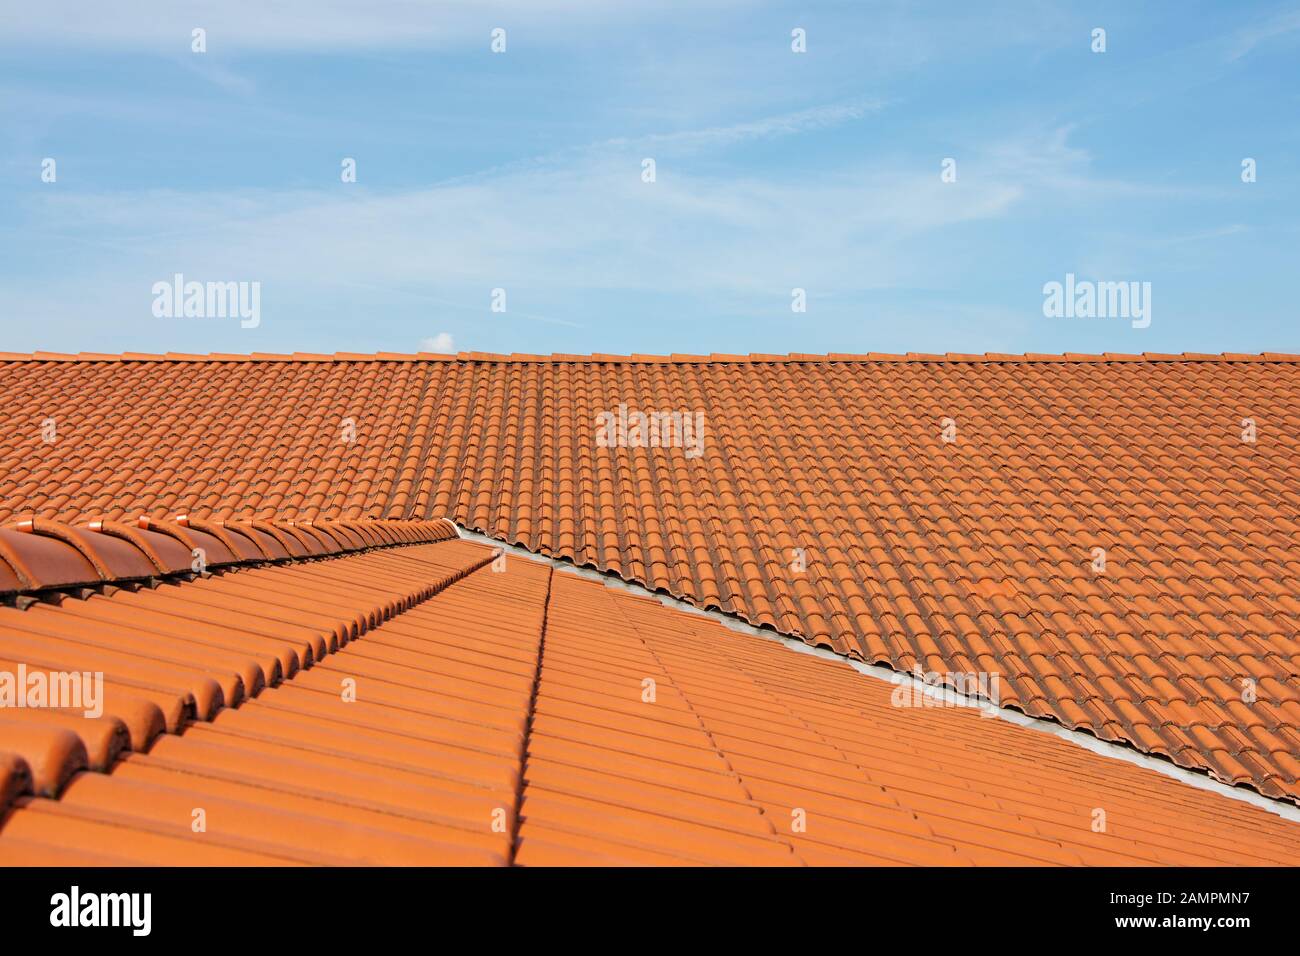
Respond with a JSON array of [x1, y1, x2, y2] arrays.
[[0, 516, 461, 600], [1, 351, 1297, 364]]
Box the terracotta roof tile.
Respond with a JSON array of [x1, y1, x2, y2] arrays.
[[2, 531, 1297, 864], [0, 353, 1298, 810]]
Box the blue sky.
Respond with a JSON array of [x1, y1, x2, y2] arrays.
[[2, 1, 1298, 356]]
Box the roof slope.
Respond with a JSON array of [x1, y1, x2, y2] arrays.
[[1, 354, 1298, 804], [2, 523, 1296, 865]]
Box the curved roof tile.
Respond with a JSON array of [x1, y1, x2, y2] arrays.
[[0, 353, 1296, 806], [2, 534, 1297, 865]]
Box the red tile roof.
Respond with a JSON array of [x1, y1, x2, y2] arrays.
[[0, 353, 1297, 807], [2, 528, 1295, 865]]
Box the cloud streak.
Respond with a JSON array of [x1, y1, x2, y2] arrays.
[[9, 142, 1028, 321], [1225, 8, 1300, 62], [7, 117, 1189, 354]]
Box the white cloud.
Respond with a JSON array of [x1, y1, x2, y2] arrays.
[[5, 117, 1161, 352], [15, 152, 1019, 302], [420, 333, 455, 353]]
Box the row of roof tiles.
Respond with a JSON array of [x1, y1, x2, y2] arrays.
[[1, 356, 1296, 806], [1, 534, 509, 864], [0, 516, 459, 598], [525, 568, 1300, 865], [1, 352, 1298, 363], [2, 530, 1297, 864]]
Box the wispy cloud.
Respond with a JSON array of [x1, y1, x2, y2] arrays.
[[976, 126, 1214, 201], [608, 100, 884, 153], [1160, 224, 1250, 244], [2, 123, 1050, 352], [1226, 8, 1300, 62], [3, 2, 1292, 357], [435, 99, 884, 188], [180, 58, 257, 96]]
